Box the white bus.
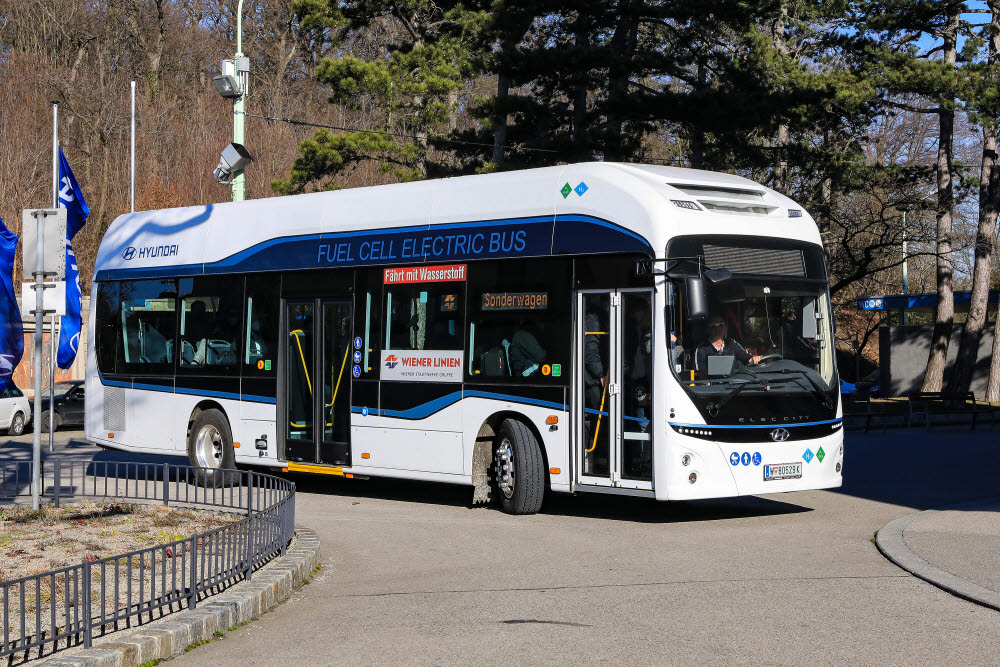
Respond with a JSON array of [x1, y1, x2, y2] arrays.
[[86, 163, 843, 513]]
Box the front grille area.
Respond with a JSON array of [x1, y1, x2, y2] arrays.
[[703, 244, 805, 277]]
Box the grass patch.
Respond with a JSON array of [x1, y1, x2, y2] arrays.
[[138, 660, 162, 667], [184, 639, 210, 652]]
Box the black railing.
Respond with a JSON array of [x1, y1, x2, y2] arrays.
[[0, 459, 295, 661]]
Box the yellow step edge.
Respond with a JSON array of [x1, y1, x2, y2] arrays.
[[286, 462, 345, 476]]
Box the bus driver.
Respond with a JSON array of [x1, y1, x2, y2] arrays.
[[695, 314, 761, 373]]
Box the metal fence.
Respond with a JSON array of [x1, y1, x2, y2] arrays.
[[0, 459, 295, 662]]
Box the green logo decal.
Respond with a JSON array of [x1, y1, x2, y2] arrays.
[[265, 359, 272, 371], [816, 446, 825, 462], [560, 183, 572, 198], [552, 364, 561, 377]]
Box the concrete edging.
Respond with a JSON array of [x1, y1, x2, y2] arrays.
[[38, 526, 321, 667], [875, 499, 1000, 612]]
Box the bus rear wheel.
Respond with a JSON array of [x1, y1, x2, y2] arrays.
[[493, 418, 545, 515], [188, 409, 236, 486]]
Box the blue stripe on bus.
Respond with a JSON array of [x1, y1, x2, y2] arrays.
[[350, 390, 568, 420], [668, 418, 842, 429], [99, 374, 276, 404], [95, 214, 652, 281]]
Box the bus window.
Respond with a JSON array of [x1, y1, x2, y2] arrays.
[[178, 276, 243, 372], [244, 274, 279, 376], [119, 279, 176, 372], [465, 259, 570, 382], [95, 281, 120, 374], [384, 285, 464, 351], [354, 269, 382, 376]]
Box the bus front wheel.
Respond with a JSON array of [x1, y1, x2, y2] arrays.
[[494, 418, 545, 515], [188, 409, 236, 486]]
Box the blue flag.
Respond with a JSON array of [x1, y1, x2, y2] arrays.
[[57, 148, 89, 369], [0, 217, 24, 379], [58, 148, 90, 240]]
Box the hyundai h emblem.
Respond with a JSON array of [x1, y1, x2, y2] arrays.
[[770, 427, 790, 442], [122, 246, 137, 260]]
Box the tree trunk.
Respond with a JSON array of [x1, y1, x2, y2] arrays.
[[920, 6, 959, 392], [572, 13, 590, 156], [605, 0, 639, 161], [954, 5, 1000, 393], [493, 71, 510, 165], [772, 5, 789, 194]]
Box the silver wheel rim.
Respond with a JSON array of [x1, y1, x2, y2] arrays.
[[194, 424, 224, 469], [495, 437, 515, 499], [12, 414, 21, 432]]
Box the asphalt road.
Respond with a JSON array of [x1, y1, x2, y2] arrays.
[[7, 428, 999, 664]]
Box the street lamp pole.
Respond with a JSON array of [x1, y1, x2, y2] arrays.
[[232, 0, 247, 202]]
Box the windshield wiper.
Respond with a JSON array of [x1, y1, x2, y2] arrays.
[[769, 368, 833, 409], [707, 377, 796, 416]]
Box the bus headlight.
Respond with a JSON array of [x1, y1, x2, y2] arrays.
[[688, 471, 698, 484], [681, 454, 692, 467]]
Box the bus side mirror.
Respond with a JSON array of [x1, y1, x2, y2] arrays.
[[685, 277, 709, 320]]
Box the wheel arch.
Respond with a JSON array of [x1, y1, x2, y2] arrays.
[[186, 400, 230, 443], [471, 411, 551, 493]]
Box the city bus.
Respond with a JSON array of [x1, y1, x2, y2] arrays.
[[85, 162, 844, 514]]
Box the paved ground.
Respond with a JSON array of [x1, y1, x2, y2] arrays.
[[4, 428, 999, 664]]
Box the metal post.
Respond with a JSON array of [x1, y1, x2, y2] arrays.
[[902, 213, 909, 326], [232, 0, 247, 202], [82, 558, 92, 648], [162, 462, 169, 506], [31, 210, 45, 511], [245, 470, 254, 581], [130, 81, 136, 213], [188, 536, 198, 610], [48, 314, 56, 452], [53, 461, 60, 508]]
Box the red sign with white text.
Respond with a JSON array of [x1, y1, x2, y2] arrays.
[[384, 264, 467, 285]]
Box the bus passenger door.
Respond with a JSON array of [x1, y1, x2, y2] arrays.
[[283, 298, 353, 466], [576, 289, 654, 491]]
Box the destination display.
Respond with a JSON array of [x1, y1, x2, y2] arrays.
[[481, 291, 549, 311]]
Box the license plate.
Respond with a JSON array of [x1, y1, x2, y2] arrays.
[[764, 462, 802, 481]]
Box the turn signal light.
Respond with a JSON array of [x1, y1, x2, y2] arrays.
[[233, 441, 241, 448], [108, 433, 114, 438], [550, 467, 561, 474], [361, 453, 370, 459], [546, 415, 558, 425]]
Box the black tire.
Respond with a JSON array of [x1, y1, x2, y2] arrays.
[[39, 411, 60, 433], [8, 412, 24, 436], [187, 409, 236, 486], [493, 418, 545, 515]]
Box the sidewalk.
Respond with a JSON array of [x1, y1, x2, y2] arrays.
[[877, 499, 1000, 610]]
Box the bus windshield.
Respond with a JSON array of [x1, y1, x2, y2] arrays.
[[669, 280, 835, 399]]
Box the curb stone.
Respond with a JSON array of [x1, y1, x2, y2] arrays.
[[38, 526, 321, 666], [875, 498, 1000, 612]]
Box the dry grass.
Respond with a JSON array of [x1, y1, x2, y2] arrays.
[[0, 501, 235, 583]]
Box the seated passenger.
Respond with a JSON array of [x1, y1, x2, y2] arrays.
[[508, 322, 546, 376], [695, 314, 761, 373]]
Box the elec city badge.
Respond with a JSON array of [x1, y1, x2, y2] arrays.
[[380, 350, 463, 382]]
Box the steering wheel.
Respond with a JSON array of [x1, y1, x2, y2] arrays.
[[755, 354, 784, 365]]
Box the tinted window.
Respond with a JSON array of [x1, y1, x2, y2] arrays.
[[95, 281, 120, 373], [178, 276, 243, 373], [466, 259, 571, 383], [354, 269, 382, 378], [244, 274, 279, 377], [120, 279, 176, 373], [384, 284, 464, 351]]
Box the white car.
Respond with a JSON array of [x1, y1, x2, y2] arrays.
[[0, 380, 30, 436]]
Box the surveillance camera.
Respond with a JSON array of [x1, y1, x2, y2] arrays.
[[213, 142, 252, 184]]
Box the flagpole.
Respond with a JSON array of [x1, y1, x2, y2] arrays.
[[130, 81, 136, 213], [48, 315, 56, 452]]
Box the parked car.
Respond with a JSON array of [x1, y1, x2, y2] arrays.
[[0, 379, 31, 435], [36, 381, 85, 432]]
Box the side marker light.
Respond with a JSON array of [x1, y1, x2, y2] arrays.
[[550, 467, 561, 474]]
